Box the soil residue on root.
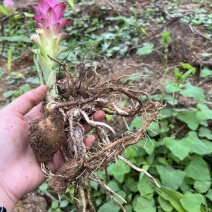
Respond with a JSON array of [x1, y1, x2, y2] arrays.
[[28, 58, 161, 211], [29, 109, 65, 163]]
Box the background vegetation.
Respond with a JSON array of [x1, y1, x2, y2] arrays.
[[0, 0, 212, 211]]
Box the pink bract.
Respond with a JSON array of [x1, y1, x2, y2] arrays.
[[3, 0, 15, 12], [33, 0, 72, 34]]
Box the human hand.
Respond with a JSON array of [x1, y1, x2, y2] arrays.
[[0, 85, 105, 211]]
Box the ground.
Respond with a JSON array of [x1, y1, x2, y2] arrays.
[[0, 0, 212, 211]]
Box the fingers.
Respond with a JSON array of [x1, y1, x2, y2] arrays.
[[3, 85, 47, 117], [84, 135, 95, 148], [47, 151, 64, 173], [47, 135, 95, 173], [23, 103, 44, 122], [83, 110, 105, 134]]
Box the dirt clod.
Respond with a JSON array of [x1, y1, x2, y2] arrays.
[[29, 109, 65, 163]]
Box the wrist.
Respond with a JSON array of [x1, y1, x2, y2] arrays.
[[0, 182, 17, 212]]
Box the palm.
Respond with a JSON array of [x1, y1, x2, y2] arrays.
[[0, 105, 47, 201]]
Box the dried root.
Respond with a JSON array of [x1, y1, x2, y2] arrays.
[[29, 58, 162, 211]]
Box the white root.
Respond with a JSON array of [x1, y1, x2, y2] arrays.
[[113, 103, 129, 115], [118, 156, 161, 188], [67, 109, 88, 159], [81, 110, 116, 134]]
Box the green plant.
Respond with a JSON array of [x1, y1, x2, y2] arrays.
[[160, 29, 171, 61]]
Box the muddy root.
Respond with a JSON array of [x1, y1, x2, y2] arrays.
[[29, 109, 65, 163]]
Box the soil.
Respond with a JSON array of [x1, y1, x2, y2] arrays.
[[29, 109, 65, 163], [0, 0, 212, 211]]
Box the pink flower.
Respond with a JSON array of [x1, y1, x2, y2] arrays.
[[3, 0, 15, 12], [32, 0, 73, 35], [31, 0, 73, 95]]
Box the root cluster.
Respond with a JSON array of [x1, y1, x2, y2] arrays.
[[29, 59, 161, 211]]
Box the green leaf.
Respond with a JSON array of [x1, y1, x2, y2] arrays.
[[160, 108, 173, 118], [16, 84, 31, 96], [26, 77, 40, 85], [156, 166, 186, 190], [107, 181, 120, 192], [98, 200, 120, 212], [155, 186, 186, 212], [0, 5, 9, 15], [0, 36, 32, 43], [147, 121, 160, 137], [165, 82, 181, 93], [60, 200, 69, 208], [3, 90, 16, 98], [136, 43, 154, 55], [185, 155, 210, 181], [109, 160, 130, 183], [39, 182, 48, 191], [180, 193, 205, 212], [129, 116, 143, 131], [199, 127, 212, 140], [51, 200, 59, 209], [0, 70, 5, 78], [163, 137, 192, 160], [196, 103, 212, 120], [188, 131, 212, 155], [175, 110, 200, 130], [158, 196, 173, 212], [125, 176, 138, 192], [180, 62, 196, 73], [206, 189, 212, 201], [194, 181, 211, 193], [132, 196, 156, 212], [200, 67, 212, 78], [90, 180, 98, 190], [142, 138, 155, 155], [180, 83, 205, 103], [10, 72, 25, 80], [201, 52, 212, 57], [138, 175, 154, 197], [125, 205, 133, 212]]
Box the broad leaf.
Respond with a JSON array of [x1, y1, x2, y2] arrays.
[[157, 166, 186, 190], [132, 196, 156, 212], [180, 193, 205, 212], [3, 90, 16, 98], [206, 189, 212, 201], [109, 160, 130, 183], [199, 127, 212, 140], [125, 176, 138, 192], [163, 137, 192, 160], [194, 181, 211, 193], [188, 131, 212, 155], [107, 181, 120, 192], [0, 36, 32, 43], [200, 67, 212, 78], [138, 175, 154, 197], [158, 196, 173, 212], [185, 155, 210, 181], [147, 121, 160, 137], [175, 110, 200, 130], [165, 82, 181, 93], [155, 186, 186, 212], [136, 43, 154, 55], [98, 200, 120, 212], [180, 83, 205, 103], [196, 104, 212, 120]]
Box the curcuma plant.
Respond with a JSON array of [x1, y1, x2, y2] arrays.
[[31, 0, 73, 104], [29, 0, 161, 211]]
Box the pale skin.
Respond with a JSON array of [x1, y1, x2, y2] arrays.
[[0, 85, 105, 211]]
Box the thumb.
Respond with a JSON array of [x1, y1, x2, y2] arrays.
[[4, 85, 47, 116]]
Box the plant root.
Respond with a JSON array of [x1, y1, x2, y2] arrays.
[[29, 59, 162, 211]]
